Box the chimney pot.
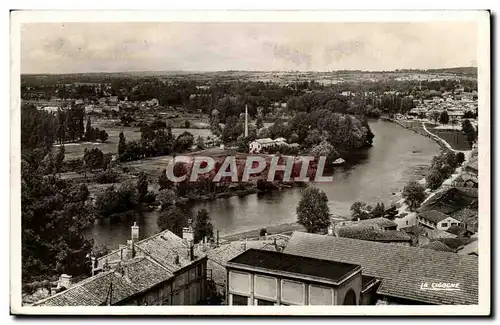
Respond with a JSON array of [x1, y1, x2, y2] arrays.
[[182, 226, 194, 243], [241, 241, 247, 251], [58, 274, 72, 289], [131, 222, 139, 241]]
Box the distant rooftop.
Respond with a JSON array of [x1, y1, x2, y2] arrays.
[[418, 210, 449, 224], [228, 248, 360, 285]]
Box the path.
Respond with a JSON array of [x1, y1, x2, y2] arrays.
[[394, 121, 473, 229]]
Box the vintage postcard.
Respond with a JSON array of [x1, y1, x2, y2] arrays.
[[10, 10, 490, 315]]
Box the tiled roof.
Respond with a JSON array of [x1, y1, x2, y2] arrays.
[[205, 244, 244, 287], [34, 271, 139, 306], [420, 241, 455, 253], [418, 210, 449, 224], [436, 237, 476, 250], [418, 188, 477, 215], [134, 230, 201, 272], [446, 225, 472, 237], [98, 229, 205, 273], [117, 257, 174, 292], [457, 240, 478, 256], [35, 256, 175, 306], [425, 228, 457, 239], [203, 239, 285, 287], [400, 225, 427, 236], [337, 227, 411, 242], [228, 249, 360, 284], [284, 232, 478, 305], [356, 217, 397, 229], [37, 229, 203, 307], [34, 282, 103, 306]]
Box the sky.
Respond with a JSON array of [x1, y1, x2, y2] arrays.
[[20, 22, 478, 74]]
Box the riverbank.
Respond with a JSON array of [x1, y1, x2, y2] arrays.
[[88, 119, 444, 249], [381, 117, 450, 150], [388, 119, 473, 229]]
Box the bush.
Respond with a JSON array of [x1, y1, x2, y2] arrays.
[[94, 170, 119, 184], [259, 228, 267, 237]]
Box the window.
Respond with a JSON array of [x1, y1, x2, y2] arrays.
[[254, 275, 277, 299], [281, 280, 305, 305], [451, 223, 457, 226], [441, 222, 448, 228], [231, 294, 249, 305], [229, 271, 251, 294], [309, 285, 333, 305], [256, 299, 274, 306]]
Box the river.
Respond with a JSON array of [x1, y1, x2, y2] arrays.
[[86, 119, 440, 249]]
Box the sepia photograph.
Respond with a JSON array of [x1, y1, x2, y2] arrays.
[[10, 10, 490, 315]]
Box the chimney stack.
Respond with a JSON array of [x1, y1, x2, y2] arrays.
[[241, 241, 247, 251], [216, 230, 219, 248], [131, 222, 139, 242], [58, 274, 73, 289]]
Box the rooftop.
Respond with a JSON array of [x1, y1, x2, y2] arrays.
[[228, 248, 360, 284], [418, 187, 478, 215], [337, 227, 411, 242], [35, 256, 173, 306], [284, 232, 478, 305], [356, 217, 398, 229], [98, 229, 205, 273], [418, 210, 449, 224], [446, 225, 473, 237], [420, 241, 455, 253]]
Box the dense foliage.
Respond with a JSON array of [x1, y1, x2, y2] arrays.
[[296, 186, 331, 233], [22, 156, 95, 282], [402, 180, 426, 211]]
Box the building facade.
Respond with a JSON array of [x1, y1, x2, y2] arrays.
[[226, 249, 379, 306]]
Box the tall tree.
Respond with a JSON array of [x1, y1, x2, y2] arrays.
[[439, 111, 449, 124], [461, 119, 477, 147], [193, 209, 214, 244], [157, 206, 189, 238], [54, 145, 65, 174], [137, 172, 149, 203], [85, 117, 94, 141], [371, 202, 385, 219], [22, 161, 95, 282], [118, 131, 126, 156], [296, 186, 331, 233], [83, 148, 104, 174], [350, 201, 372, 221], [402, 180, 426, 211]]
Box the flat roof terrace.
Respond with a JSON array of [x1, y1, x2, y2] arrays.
[[227, 249, 361, 285]]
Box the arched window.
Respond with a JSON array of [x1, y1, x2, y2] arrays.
[[343, 289, 357, 305]]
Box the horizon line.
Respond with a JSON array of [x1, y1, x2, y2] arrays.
[[21, 66, 478, 76]]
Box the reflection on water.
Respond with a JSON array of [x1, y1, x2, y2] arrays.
[[88, 119, 440, 249]]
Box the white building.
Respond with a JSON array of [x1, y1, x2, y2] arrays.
[[417, 210, 463, 231]]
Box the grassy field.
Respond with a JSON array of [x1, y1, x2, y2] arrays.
[[55, 116, 214, 160], [425, 124, 471, 151]]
